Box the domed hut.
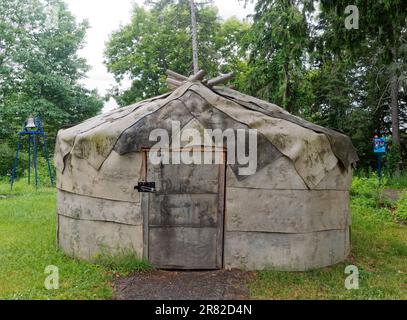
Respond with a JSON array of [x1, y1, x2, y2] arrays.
[[54, 70, 358, 271]]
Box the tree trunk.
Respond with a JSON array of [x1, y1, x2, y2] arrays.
[[390, 73, 400, 148], [283, 61, 290, 112], [390, 47, 400, 176], [189, 0, 199, 74]]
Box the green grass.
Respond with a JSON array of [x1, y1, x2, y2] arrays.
[[385, 172, 407, 190], [94, 250, 152, 275], [1, 176, 406, 300], [395, 191, 407, 224], [0, 181, 149, 300], [354, 170, 407, 190], [249, 176, 407, 300]]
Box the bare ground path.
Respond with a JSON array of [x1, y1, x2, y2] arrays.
[[113, 270, 252, 300], [381, 189, 402, 202]]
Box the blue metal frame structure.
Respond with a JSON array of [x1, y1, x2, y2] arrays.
[[10, 116, 54, 190]]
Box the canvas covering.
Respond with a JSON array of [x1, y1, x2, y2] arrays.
[[54, 81, 358, 189]]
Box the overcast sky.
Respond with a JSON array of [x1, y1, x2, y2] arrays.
[[65, 0, 255, 112]]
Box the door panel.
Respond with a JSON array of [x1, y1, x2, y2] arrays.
[[146, 150, 225, 269], [148, 163, 220, 194], [149, 227, 218, 269], [149, 194, 218, 227]]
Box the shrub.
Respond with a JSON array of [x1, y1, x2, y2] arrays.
[[383, 145, 402, 177], [0, 143, 29, 179], [395, 191, 407, 224], [0, 143, 55, 186], [350, 176, 384, 208], [385, 171, 407, 189]]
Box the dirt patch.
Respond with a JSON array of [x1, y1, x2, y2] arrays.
[[113, 269, 252, 300], [382, 189, 402, 202]]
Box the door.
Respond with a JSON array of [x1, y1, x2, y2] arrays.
[[143, 148, 225, 269]]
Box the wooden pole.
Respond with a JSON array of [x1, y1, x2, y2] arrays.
[[166, 70, 188, 82], [189, 0, 199, 74], [190, 69, 206, 81], [207, 73, 234, 87], [166, 77, 184, 89]]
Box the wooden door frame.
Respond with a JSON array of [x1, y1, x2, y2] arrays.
[[216, 151, 226, 269], [140, 147, 227, 269]]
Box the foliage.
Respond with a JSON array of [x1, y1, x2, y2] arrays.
[[0, 0, 103, 151], [354, 168, 407, 189], [0, 143, 28, 178], [316, 0, 407, 165], [242, 0, 313, 113], [0, 141, 55, 184], [385, 171, 407, 190], [250, 176, 407, 300], [103, 0, 407, 169], [383, 145, 402, 177], [350, 175, 384, 208], [0, 0, 405, 172], [104, 0, 250, 105], [395, 191, 407, 224], [240, 0, 407, 168]]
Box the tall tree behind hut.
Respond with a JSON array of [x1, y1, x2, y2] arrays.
[[319, 0, 407, 175], [242, 0, 313, 114], [104, 0, 249, 105], [0, 0, 103, 149], [189, 0, 199, 73]]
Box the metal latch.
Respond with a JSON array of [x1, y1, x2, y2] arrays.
[[134, 182, 156, 193]]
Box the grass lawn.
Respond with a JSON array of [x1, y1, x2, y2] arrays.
[[0, 182, 113, 299], [0, 177, 406, 300], [249, 176, 407, 299]]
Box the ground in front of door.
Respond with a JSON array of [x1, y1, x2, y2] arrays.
[[113, 270, 251, 300]]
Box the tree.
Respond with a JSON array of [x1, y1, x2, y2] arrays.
[[189, 0, 199, 73], [104, 0, 249, 105], [243, 0, 313, 113], [244, 0, 406, 170], [0, 0, 103, 149], [319, 0, 407, 173]]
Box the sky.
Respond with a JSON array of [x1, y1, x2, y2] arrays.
[[65, 0, 255, 112]]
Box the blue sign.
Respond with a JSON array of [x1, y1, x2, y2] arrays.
[[373, 137, 387, 154]]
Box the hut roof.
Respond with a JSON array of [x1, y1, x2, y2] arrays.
[[55, 73, 358, 189]]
